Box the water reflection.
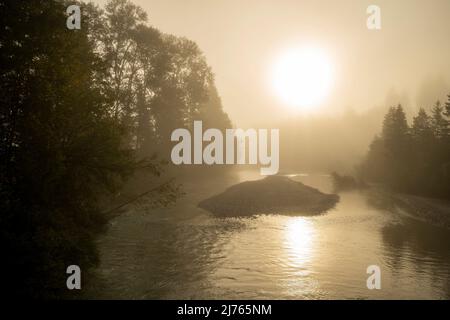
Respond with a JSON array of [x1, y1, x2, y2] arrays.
[[284, 218, 315, 267], [86, 171, 450, 299], [381, 219, 450, 299]]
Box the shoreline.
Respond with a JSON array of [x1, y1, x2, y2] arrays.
[[368, 187, 450, 229]]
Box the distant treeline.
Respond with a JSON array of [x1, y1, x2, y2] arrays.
[[0, 0, 230, 298], [360, 97, 450, 199]]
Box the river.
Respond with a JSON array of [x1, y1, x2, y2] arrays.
[[86, 170, 450, 299]]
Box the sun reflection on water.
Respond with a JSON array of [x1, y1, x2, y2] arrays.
[[284, 218, 315, 267]]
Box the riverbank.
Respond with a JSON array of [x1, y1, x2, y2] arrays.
[[368, 188, 450, 229]]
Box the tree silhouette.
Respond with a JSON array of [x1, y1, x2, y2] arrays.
[[0, 0, 232, 298], [431, 101, 447, 140], [362, 99, 450, 198]]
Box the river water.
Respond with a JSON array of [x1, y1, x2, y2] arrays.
[[87, 170, 450, 299]]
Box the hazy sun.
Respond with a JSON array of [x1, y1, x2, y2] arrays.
[[271, 47, 333, 110]]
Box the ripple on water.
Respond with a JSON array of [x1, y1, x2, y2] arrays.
[[86, 173, 450, 299]]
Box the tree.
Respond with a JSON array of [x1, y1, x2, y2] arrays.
[[379, 105, 412, 190], [91, 1, 231, 159], [442, 94, 450, 142], [431, 101, 448, 140], [410, 109, 435, 191], [150, 36, 213, 150], [444, 94, 450, 117], [1, 0, 233, 298], [130, 24, 166, 155], [0, 0, 137, 298], [412, 109, 433, 142], [94, 0, 147, 122], [382, 105, 410, 153], [198, 83, 233, 131], [361, 135, 387, 183], [361, 101, 450, 199]]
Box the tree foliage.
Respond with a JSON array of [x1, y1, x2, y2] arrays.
[[361, 99, 450, 198], [0, 0, 231, 298]]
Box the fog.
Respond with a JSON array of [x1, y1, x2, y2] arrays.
[[92, 0, 450, 172], [3, 0, 449, 300], [93, 0, 450, 123]]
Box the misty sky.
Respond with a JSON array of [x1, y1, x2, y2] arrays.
[[92, 0, 450, 127]]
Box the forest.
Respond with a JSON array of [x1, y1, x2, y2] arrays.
[[360, 99, 450, 199], [0, 0, 231, 298], [1, 0, 450, 300]]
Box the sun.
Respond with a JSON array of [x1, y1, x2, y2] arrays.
[[271, 46, 333, 110]]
